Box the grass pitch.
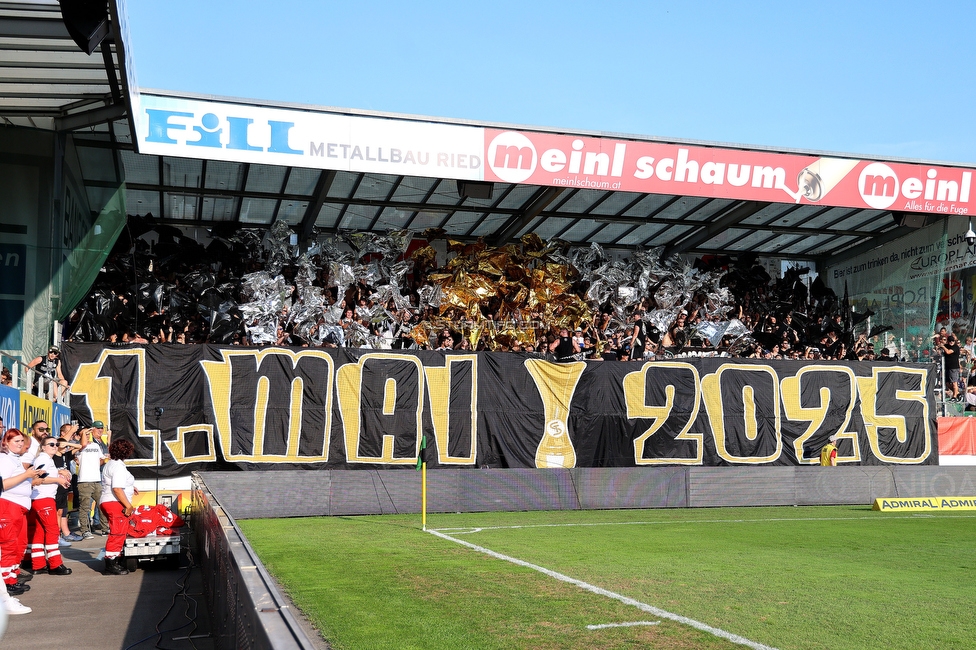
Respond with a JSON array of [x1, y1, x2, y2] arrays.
[[238, 506, 976, 649]]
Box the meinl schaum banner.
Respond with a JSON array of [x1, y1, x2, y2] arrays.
[[60, 344, 937, 477], [136, 92, 976, 216]]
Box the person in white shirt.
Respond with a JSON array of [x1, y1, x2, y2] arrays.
[[28, 437, 72, 576], [19, 420, 49, 469], [99, 439, 137, 575], [0, 429, 44, 614], [76, 422, 109, 539], [572, 328, 585, 345]]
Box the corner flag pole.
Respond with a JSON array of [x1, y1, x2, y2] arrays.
[[417, 434, 428, 531]]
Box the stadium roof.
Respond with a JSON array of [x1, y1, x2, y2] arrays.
[[0, 0, 128, 130], [5, 0, 970, 265]]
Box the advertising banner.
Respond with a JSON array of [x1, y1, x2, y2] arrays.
[[19, 392, 51, 432], [0, 384, 18, 431], [60, 344, 936, 477], [828, 221, 976, 286], [822, 219, 976, 358], [137, 94, 484, 181], [482, 129, 975, 215], [873, 497, 976, 512], [52, 402, 72, 436], [135, 92, 976, 217]]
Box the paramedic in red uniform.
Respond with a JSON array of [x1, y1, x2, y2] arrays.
[[99, 439, 137, 575], [28, 436, 72, 575], [0, 429, 43, 614]]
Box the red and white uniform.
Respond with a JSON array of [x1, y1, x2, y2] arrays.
[[0, 451, 32, 585], [28, 452, 63, 570], [99, 459, 134, 558], [19, 436, 42, 565]]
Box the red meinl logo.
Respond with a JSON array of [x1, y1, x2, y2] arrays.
[[486, 132, 537, 183]]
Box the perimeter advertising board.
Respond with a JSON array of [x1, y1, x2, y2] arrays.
[[0, 384, 18, 431], [136, 93, 976, 216], [20, 392, 51, 432], [61, 344, 936, 477]]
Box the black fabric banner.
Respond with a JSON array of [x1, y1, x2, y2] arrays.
[[60, 344, 938, 477]]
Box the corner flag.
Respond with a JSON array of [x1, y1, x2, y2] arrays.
[[416, 434, 427, 471]]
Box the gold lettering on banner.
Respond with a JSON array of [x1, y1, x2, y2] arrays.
[[623, 362, 702, 465], [701, 364, 782, 464], [524, 359, 585, 468], [337, 353, 424, 464], [383, 378, 397, 415], [742, 386, 757, 439], [781, 365, 858, 464], [69, 349, 159, 466], [856, 367, 931, 464], [165, 425, 216, 463], [423, 355, 478, 465], [201, 348, 334, 463]]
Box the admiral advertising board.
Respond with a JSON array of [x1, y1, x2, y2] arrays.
[[136, 93, 976, 216]]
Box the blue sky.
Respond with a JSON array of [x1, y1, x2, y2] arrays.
[[125, 1, 976, 164]]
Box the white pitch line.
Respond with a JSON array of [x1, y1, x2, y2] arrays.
[[428, 528, 779, 650], [431, 513, 976, 534], [587, 621, 660, 630]]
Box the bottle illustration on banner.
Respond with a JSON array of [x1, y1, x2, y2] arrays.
[[782, 158, 859, 203], [523, 359, 586, 468]]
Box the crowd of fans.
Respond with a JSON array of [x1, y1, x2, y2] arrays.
[[61, 217, 929, 362]]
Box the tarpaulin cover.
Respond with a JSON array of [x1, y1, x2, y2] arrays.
[[127, 504, 185, 538]]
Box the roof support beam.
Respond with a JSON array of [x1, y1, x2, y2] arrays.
[[367, 176, 403, 231], [268, 167, 291, 223], [588, 213, 878, 239], [488, 187, 564, 245], [233, 163, 251, 222], [298, 170, 336, 243], [105, 181, 886, 238], [814, 225, 913, 266], [100, 41, 122, 103], [401, 178, 442, 230], [54, 101, 125, 131], [106, 116, 121, 183], [463, 184, 517, 237], [694, 246, 819, 262], [662, 200, 766, 258]]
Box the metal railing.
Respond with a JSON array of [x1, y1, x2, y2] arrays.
[[0, 352, 70, 405]]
